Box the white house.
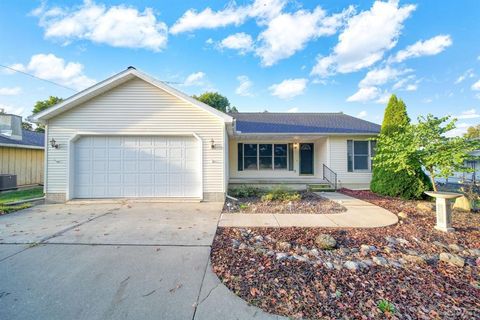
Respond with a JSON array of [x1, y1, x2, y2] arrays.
[[33, 67, 380, 203]]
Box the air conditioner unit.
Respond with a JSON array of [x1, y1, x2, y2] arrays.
[[0, 174, 17, 191]]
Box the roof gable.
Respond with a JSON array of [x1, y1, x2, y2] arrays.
[[0, 130, 44, 148], [32, 68, 233, 123]]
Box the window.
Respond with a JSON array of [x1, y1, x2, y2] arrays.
[[244, 144, 258, 170], [274, 144, 288, 169], [347, 140, 375, 172], [239, 143, 290, 171]]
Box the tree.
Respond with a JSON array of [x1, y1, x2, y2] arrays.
[[370, 95, 432, 199], [192, 92, 238, 113], [32, 96, 63, 132], [22, 122, 33, 131], [465, 124, 480, 139], [373, 115, 479, 192]]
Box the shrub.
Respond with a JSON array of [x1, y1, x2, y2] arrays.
[[371, 166, 432, 199], [377, 299, 396, 314], [261, 186, 301, 202], [229, 185, 262, 198]]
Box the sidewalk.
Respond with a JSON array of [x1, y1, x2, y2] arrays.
[[218, 192, 398, 228]]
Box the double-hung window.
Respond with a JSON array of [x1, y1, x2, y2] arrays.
[[237, 143, 291, 171], [347, 140, 375, 172]]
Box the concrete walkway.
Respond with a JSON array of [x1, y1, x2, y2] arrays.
[[219, 192, 398, 228]]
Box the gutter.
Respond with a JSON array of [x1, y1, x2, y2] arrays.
[[0, 143, 44, 150]]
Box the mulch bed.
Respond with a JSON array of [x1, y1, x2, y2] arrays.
[[211, 189, 480, 319], [223, 191, 347, 214]]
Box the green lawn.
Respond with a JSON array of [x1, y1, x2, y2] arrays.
[[0, 187, 44, 205]]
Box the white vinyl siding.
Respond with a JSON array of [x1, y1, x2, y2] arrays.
[[328, 136, 376, 188], [46, 78, 225, 197]]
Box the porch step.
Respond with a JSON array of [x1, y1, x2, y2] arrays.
[[307, 183, 335, 192]]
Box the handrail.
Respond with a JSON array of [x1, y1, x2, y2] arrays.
[[323, 164, 337, 190]]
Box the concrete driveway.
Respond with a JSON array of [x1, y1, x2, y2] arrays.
[[0, 202, 281, 320]]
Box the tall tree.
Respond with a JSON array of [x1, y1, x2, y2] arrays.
[[370, 94, 432, 199], [465, 124, 480, 139], [32, 96, 63, 132], [192, 92, 237, 113]]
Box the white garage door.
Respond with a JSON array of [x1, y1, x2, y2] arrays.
[[74, 136, 201, 198]]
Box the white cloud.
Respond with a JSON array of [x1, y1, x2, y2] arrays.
[[0, 87, 22, 95], [405, 84, 417, 91], [375, 92, 391, 104], [455, 69, 475, 84], [346, 86, 380, 102], [235, 75, 253, 96], [256, 6, 354, 66], [311, 0, 416, 77], [357, 110, 367, 118], [0, 103, 26, 117], [422, 98, 433, 103], [445, 122, 470, 137], [455, 109, 480, 119], [205, 38, 214, 45], [170, 0, 287, 34], [391, 35, 452, 63], [219, 33, 254, 54], [269, 78, 307, 99], [10, 53, 95, 90], [183, 72, 206, 86], [287, 107, 299, 113], [359, 66, 411, 88], [471, 80, 480, 91], [34, 1, 168, 51]]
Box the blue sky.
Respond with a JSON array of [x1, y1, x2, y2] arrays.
[[0, 0, 479, 135]]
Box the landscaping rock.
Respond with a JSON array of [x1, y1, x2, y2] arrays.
[[476, 257, 480, 267], [385, 236, 398, 244], [420, 254, 439, 265], [398, 211, 408, 219], [433, 241, 448, 250], [266, 250, 275, 256], [253, 235, 264, 242], [389, 260, 403, 268], [453, 196, 471, 212], [448, 244, 464, 252], [315, 234, 337, 250], [417, 202, 434, 212], [372, 256, 388, 266], [361, 259, 373, 267], [343, 261, 359, 271], [403, 254, 427, 265], [323, 262, 334, 270], [292, 254, 309, 263], [238, 243, 248, 250], [360, 244, 376, 254], [468, 249, 480, 257], [384, 246, 395, 254], [439, 252, 465, 267], [276, 252, 288, 261], [231, 239, 240, 248], [277, 241, 291, 251], [309, 248, 319, 256], [396, 238, 409, 245]]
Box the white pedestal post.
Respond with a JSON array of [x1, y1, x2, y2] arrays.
[[434, 197, 454, 232]]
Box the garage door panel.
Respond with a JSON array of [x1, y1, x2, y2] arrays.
[[74, 135, 201, 198]]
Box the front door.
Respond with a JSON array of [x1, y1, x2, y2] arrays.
[[299, 143, 314, 175]]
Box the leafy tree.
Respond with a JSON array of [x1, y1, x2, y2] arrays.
[[465, 124, 480, 139], [192, 92, 238, 113], [373, 115, 479, 192], [32, 96, 63, 132], [370, 95, 432, 199], [22, 122, 33, 131]]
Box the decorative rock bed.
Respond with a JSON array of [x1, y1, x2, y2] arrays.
[[231, 229, 480, 271], [223, 191, 347, 214]]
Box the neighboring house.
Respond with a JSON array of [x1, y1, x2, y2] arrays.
[[0, 113, 45, 186], [33, 67, 379, 203]]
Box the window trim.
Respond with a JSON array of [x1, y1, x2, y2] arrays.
[[347, 139, 374, 172], [241, 143, 289, 171]]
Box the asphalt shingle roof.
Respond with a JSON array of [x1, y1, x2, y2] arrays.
[[0, 130, 44, 147], [230, 112, 381, 134]]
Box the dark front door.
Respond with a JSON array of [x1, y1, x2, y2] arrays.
[[299, 143, 314, 175]]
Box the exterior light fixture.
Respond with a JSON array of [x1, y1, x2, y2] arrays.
[[210, 138, 215, 149], [50, 138, 59, 149]]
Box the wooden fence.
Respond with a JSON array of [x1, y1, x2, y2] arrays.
[[0, 147, 44, 186]]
